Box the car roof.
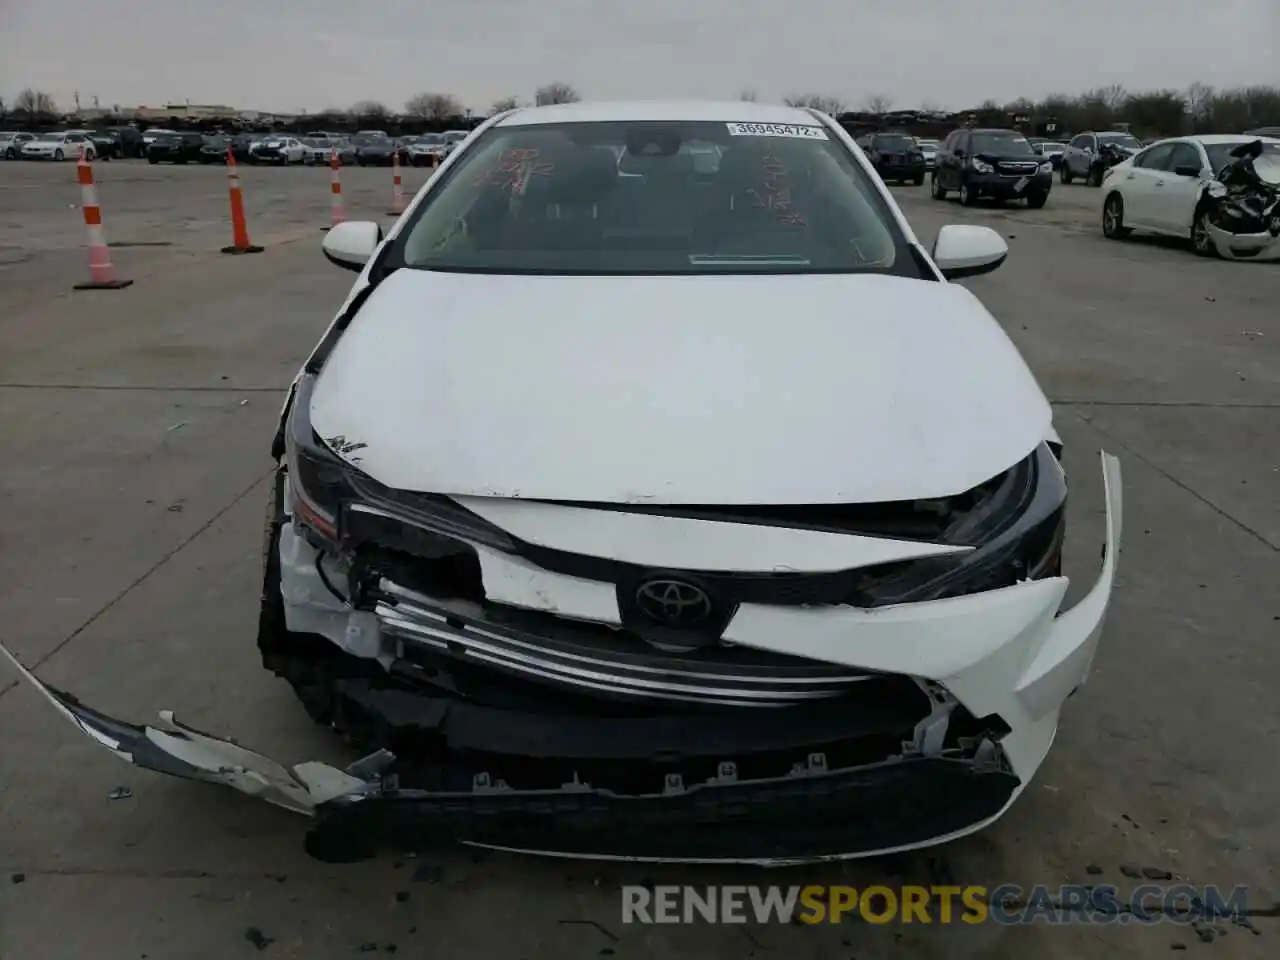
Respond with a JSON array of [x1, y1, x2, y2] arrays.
[[1186, 133, 1280, 145], [969, 128, 1021, 135], [497, 100, 826, 127]]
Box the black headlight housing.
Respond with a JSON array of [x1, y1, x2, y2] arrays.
[[849, 443, 1067, 607]]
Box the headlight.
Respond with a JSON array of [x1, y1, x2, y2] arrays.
[[284, 375, 512, 556], [1039, 162, 1053, 174], [849, 443, 1067, 607], [971, 159, 994, 174]]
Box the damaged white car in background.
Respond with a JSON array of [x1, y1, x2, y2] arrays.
[[3, 101, 1122, 864]]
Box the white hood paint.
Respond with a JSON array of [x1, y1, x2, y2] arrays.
[[310, 269, 1051, 504]]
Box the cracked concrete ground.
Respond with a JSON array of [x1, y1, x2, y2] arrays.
[[0, 162, 1277, 958]]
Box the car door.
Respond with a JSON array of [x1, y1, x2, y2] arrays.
[[945, 131, 968, 188], [1120, 143, 1175, 227], [1068, 135, 1093, 176], [63, 133, 86, 158], [1149, 142, 1208, 235]]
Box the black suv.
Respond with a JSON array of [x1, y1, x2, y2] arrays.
[[147, 131, 205, 164], [858, 132, 926, 185], [932, 128, 1052, 208]]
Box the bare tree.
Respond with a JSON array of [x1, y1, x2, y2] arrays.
[[350, 100, 391, 122], [404, 92, 462, 122], [739, 88, 758, 102], [783, 93, 846, 115], [0, 95, 6, 118], [863, 94, 893, 114], [1185, 82, 1214, 128], [534, 82, 581, 106], [490, 96, 521, 114], [14, 88, 58, 116], [1099, 83, 1128, 112], [918, 99, 944, 115]]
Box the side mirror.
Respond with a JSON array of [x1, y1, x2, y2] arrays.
[[932, 224, 1008, 280], [1173, 164, 1202, 178], [322, 220, 382, 272]]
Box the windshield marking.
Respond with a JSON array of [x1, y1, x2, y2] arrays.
[[472, 148, 555, 195], [747, 151, 807, 226], [726, 122, 829, 140]]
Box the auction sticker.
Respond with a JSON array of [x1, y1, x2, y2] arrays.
[[726, 122, 829, 140]]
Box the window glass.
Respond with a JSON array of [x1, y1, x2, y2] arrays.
[[1134, 143, 1175, 170], [395, 119, 922, 277]]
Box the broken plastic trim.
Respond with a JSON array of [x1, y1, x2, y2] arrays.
[[0, 642, 366, 815]]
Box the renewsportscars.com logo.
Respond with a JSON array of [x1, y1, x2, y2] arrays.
[[621, 884, 1254, 926]]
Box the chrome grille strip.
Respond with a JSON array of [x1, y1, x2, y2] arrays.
[[377, 579, 869, 707]]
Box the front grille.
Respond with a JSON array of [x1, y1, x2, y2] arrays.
[[996, 161, 1039, 176], [374, 579, 872, 708]]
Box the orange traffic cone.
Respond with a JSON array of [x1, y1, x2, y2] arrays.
[[73, 146, 133, 290], [387, 150, 407, 216], [327, 150, 345, 230], [221, 148, 263, 254]]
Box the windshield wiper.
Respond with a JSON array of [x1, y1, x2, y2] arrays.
[[687, 254, 812, 266]]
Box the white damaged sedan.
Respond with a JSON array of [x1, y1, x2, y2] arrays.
[[4, 101, 1122, 864]]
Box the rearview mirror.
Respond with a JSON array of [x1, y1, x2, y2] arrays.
[[322, 221, 383, 272], [932, 224, 1008, 280], [1173, 164, 1202, 178]]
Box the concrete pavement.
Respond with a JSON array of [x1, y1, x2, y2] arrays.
[[0, 162, 1276, 958]]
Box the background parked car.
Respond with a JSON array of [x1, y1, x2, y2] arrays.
[[22, 130, 94, 161], [1031, 139, 1067, 170], [103, 125, 144, 158], [1100, 134, 1280, 257], [301, 137, 337, 164], [915, 137, 940, 171], [140, 127, 177, 153], [228, 133, 256, 162], [933, 127, 1053, 208], [1061, 131, 1144, 186], [250, 135, 306, 164], [441, 129, 469, 154], [354, 135, 396, 166], [147, 131, 204, 163], [336, 139, 360, 164], [86, 130, 122, 160], [199, 134, 230, 163], [403, 133, 447, 166], [861, 132, 926, 185], [1, 131, 36, 159]]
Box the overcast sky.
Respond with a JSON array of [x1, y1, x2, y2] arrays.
[[2, 0, 1276, 115]]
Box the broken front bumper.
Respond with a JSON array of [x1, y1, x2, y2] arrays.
[[0, 453, 1120, 865]]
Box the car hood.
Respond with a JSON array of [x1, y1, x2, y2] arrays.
[[309, 270, 1052, 505], [974, 151, 1043, 164]]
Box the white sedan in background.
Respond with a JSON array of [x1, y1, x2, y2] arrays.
[[301, 137, 337, 164], [1100, 134, 1280, 259], [20, 130, 96, 161]]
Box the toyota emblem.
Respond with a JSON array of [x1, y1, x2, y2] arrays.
[[634, 579, 714, 627]]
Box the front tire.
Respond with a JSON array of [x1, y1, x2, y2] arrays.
[[913, 173, 925, 186], [931, 173, 948, 199], [959, 180, 978, 207], [1026, 190, 1048, 210], [54, 149, 64, 161], [1060, 164, 1074, 185], [1191, 208, 1218, 258], [1102, 193, 1131, 239], [1086, 164, 1104, 187]]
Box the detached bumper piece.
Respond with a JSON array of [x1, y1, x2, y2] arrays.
[[1, 634, 1016, 864], [306, 752, 1019, 864]]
